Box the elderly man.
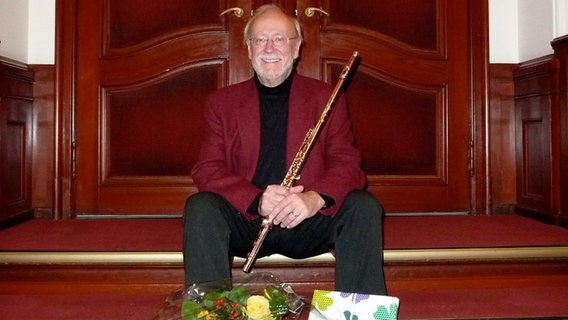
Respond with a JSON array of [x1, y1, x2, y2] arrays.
[[183, 4, 386, 295]]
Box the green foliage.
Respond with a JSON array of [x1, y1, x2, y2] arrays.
[[182, 286, 249, 320], [181, 301, 202, 320], [181, 285, 290, 320]]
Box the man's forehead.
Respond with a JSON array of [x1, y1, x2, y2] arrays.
[[251, 11, 294, 34]]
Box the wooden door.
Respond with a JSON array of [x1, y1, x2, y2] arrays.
[[67, 0, 482, 216], [295, 0, 472, 213]]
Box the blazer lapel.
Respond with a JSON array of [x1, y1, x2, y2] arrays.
[[287, 76, 317, 168]]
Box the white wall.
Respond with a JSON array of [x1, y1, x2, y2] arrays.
[[28, 0, 55, 64], [0, 0, 29, 63], [489, 0, 520, 63], [490, 0, 568, 63], [518, 0, 555, 62], [0, 0, 54, 64], [0, 0, 567, 65], [556, 0, 568, 36]]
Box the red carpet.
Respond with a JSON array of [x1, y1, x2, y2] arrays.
[[391, 286, 568, 319], [0, 215, 566, 251], [1, 215, 567, 319], [0, 293, 165, 320]]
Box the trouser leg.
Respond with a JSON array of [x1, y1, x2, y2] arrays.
[[183, 190, 387, 295], [332, 190, 387, 295], [256, 190, 387, 295], [182, 192, 258, 285]]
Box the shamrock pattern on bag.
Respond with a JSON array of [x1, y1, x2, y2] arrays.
[[340, 292, 370, 304], [374, 302, 399, 320], [309, 290, 399, 320]]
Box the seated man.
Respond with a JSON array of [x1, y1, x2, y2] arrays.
[[183, 4, 386, 295]]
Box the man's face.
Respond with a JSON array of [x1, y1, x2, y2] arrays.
[[247, 10, 301, 87]]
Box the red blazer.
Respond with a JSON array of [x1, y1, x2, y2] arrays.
[[191, 74, 366, 221]]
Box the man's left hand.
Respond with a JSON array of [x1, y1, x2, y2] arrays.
[[269, 187, 325, 228]]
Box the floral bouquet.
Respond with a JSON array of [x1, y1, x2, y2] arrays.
[[153, 272, 305, 320]]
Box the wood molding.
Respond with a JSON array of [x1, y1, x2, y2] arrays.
[[54, 0, 77, 219], [469, 0, 491, 215], [2, 246, 567, 265], [489, 64, 517, 214], [30, 65, 56, 218]]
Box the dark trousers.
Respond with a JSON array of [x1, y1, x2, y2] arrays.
[[182, 190, 387, 295]]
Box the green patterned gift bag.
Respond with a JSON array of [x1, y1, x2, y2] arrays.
[[309, 290, 399, 320]]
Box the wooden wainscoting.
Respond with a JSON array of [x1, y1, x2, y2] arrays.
[[513, 56, 562, 225], [552, 35, 568, 226], [0, 58, 34, 225], [489, 63, 518, 215], [30, 65, 56, 218]]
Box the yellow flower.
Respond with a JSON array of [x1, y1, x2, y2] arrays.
[[245, 295, 274, 320]]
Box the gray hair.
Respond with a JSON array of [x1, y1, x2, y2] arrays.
[[243, 4, 303, 46]]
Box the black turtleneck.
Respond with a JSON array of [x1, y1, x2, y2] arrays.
[[251, 71, 295, 189], [247, 71, 335, 215]]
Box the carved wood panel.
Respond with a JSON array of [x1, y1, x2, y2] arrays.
[[74, 0, 244, 214], [297, 0, 472, 212]]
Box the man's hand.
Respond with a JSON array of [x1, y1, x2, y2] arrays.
[[258, 184, 325, 228]]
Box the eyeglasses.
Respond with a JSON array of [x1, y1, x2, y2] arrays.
[[250, 35, 298, 48]]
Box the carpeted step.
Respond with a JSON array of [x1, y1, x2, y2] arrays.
[[1, 215, 567, 319]]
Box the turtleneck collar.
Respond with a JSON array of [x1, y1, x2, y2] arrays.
[[254, 70, 296, 95]]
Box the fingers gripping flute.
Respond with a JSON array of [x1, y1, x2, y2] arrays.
[[242, 51, 360, 273]]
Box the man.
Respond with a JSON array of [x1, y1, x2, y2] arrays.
[[183, 4, 386, 295]]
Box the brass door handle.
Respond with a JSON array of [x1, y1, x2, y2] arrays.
[[219, 7, 244, 18], [305, 7, 329, 17]]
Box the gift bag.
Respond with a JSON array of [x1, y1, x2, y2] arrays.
[[309, 290, 399, 320]]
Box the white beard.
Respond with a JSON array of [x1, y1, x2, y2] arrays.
[[253, 56, 295, 87]]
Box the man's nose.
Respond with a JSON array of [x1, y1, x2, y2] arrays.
[[264, 39, 275, 51]]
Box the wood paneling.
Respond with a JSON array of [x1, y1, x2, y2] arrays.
[[105, 1, 221, 51], [489, 64, 517, 214], [332, 65, 442, 176], [329, 1, 438, 50], [0, 59, 34, 224], [56, 0, 488, 216], [306, 0, 477, 213], [103, 66, 217, 178], [552, 35, 568, 227], [513, 56, 561, 224], [31, 65, 56, 218], [73, 0, 237, 215]]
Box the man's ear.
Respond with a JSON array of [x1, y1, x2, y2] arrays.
[[247, 45, 253, 60], [293, 42, 301, 59]]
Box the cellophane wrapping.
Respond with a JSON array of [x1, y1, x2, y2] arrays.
[[153, 272, 305, 320]]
